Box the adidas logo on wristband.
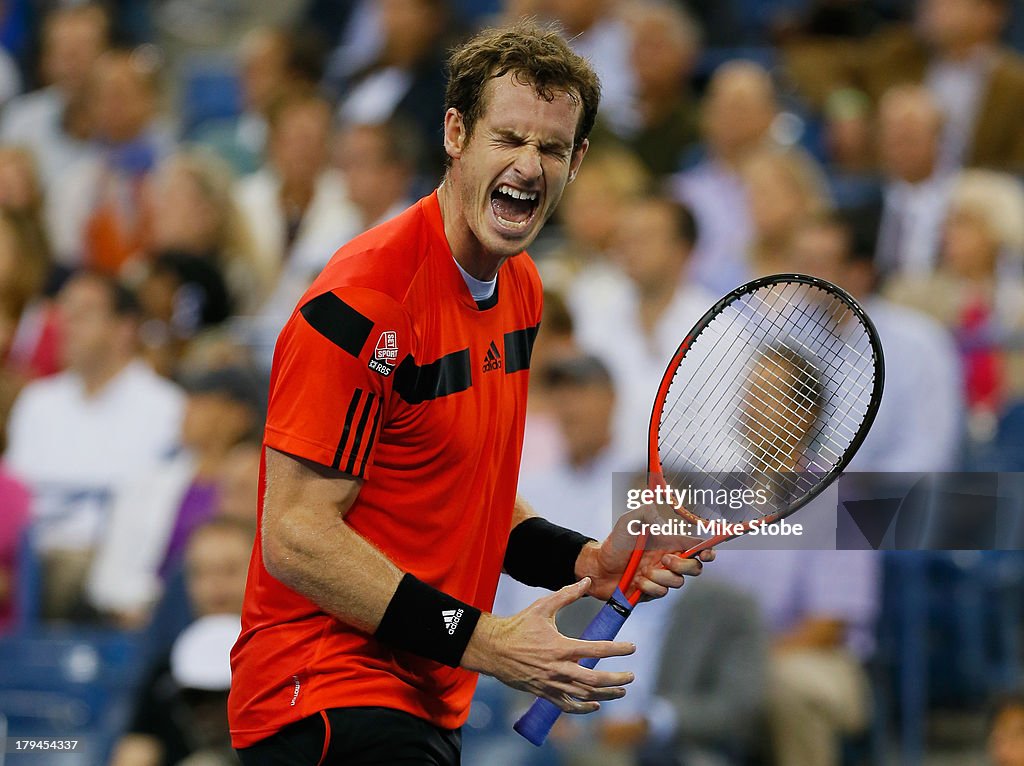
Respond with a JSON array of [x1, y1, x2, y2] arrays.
[[442, 608, 464, 635]]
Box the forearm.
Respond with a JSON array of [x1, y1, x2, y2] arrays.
[[264, 506, 404, 635]]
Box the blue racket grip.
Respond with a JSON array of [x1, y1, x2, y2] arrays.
[[513, 589, 633, 746]]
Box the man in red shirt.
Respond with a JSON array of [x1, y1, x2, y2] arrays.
[[229, 21, 711, 765]]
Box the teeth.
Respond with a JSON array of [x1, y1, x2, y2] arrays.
[[495, 213, 529, 229], [497, 184, 538, 201]]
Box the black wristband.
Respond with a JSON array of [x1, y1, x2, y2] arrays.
[[503, 517, 596, 590], [375, 573, 482, 668]]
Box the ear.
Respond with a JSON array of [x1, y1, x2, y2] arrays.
[[567, 138, 589, 183], [443, 108, 467, 161]]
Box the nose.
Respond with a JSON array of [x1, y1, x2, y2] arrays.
[[512, 144, 543, 183]]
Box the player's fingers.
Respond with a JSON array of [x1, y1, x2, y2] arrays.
[[551, 680, 627, 702], [643, 566, 685, 590], [537, 577, 591, 617], [564, 638, 635, 661], [569, 665, 634, 690], [632, 577, 669, 599], [541, 691, 600, 714], [661, 553, 703, 577], [697, 548, 716, 563]]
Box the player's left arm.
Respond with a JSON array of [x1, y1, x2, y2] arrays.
[[508, 495, 713, 602]]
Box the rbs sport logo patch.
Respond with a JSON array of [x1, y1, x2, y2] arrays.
[[368, 330, 398, 377]]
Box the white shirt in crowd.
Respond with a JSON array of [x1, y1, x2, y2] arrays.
[[848, 297, 963, 473], [5, 360, 185, 552], [569, 265, 715, 460], [877, 173, 954, 277]]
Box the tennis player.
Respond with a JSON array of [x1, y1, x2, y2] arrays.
[[229, 21, 711, 765]]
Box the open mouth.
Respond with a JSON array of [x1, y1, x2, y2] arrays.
[[490, 183, 540, 231]]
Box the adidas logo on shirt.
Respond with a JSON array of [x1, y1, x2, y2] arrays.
[[442, 608, 464, 635], [482, 341, 502, 372]]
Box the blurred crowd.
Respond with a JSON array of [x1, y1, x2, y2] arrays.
[[1, 0, 1024, 765]]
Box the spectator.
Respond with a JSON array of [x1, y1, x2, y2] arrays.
[[743, 147, 832, 276], [0, 183, 56, 381], [570, 195, 715, 459], [709, 549, 880, 766], [87, 365, 264, 627], [145, 148, 268, 312], [789, 211, 964, 471], [784, 0, 1024, 172], [5, 272, 184, 620], [235, 91, 358, 295], [594, 581, 767, 766], [886, 169, 1024, 439], [670, 61, 779, 294], [110, 515, 253, 766], [542, 145, 650, 290], [990, 692, 1024, 766], [213, 440, 261, 523], [545, 0, 636, 135], [873, 84, 954, 276], [0, 462, 29, 634], [336, 0, 450, 177], [50, 47, 176, 273], [334, 119, 420, 232], [518, 290, 576, 480], [193, 25, 327, 176], [820, 88, 880, 211], [594, 0, 700, 178], [0, 4, 109, 191]]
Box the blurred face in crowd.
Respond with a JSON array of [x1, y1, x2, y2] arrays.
[[336, 124, 413, 222], [740, 350, 820, 470], [57, 275, 135, 375], [240, 29, 288, 114], [791, 220, 873, 297], [217, 443, 262, 522], [270, 98, 332, 188], [379, 0, 444, 66], [744, 154, 815, 243], [544, 0, 604, 35], [702, 63, 776, 163], [878, 88, 942, 184], [182, 392, 254, 454], [942, 207, 999, 279], [991, 703, 1024, 766], [613, 199, 690, 293], [0, 148, 42, 213], [444, 72, 587, 263], [42, 7, 108, 96], [148, 160, 222, 254], [549, 377, 615, 466], [918, 0, 1006, 52], [629, 6, 697, 99], [185, 524, 252, 617], [89, 52, 158, 144]]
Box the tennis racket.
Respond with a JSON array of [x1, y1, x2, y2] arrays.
[[513, 273, 885, 745]]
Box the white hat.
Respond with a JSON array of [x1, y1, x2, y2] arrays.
[[170, 614, 241, 691]]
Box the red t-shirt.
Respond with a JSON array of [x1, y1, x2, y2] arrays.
[[229, 192, 542, 747]]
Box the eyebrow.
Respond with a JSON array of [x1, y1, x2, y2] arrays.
[[493, 128, 571, 155]]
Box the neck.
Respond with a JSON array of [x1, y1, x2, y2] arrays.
[[281, 177, 315, 214], [79, 354, 131, 397], [941, 38, 986, 63], [637, 274, 680, 334], [438, 179, 505, 281], [568, 437, 608, 470], [194, 444, 232, 481]]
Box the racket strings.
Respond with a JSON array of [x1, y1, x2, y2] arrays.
[[656, 280, 877, 526]]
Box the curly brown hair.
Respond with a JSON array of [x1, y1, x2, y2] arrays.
[[445, 20, 601, 152]]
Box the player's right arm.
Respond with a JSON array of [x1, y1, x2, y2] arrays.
[[261, 447, 636, 713]]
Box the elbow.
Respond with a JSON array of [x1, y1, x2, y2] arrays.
[[261, 514, 301, 587]]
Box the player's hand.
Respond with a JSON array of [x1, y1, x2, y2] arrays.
[[461, 578, 636, 713], [577, 502, 715, 601]]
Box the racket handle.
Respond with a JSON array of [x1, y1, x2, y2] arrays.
[[513, 589, 633, 746]]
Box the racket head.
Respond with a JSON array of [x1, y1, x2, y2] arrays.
[[646, 273, 884, 537]]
